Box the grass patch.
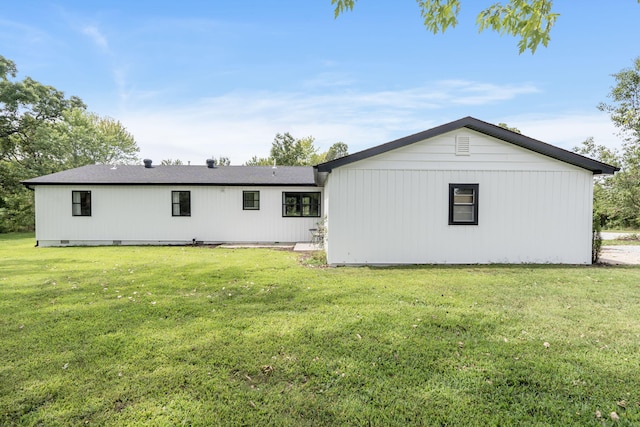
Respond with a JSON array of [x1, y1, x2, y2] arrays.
[[604, 234, 640, 246], [603, 239, 640, 246], [299, 249, 328, 267], [2, 234, 640, 425]]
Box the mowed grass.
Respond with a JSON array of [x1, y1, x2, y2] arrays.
[[1, 234, 640, 426], [604, 237, 640, 246]]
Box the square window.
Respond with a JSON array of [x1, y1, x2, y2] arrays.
[[172, 191, 191, 216], [72, 191, 91, 216], [243, 191, 260, 210], [449, 184, 478, 225]]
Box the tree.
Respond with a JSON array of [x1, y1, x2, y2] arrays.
[[325, 142, 349, 161], [598, 57, 640, 165], [573, 57, 640, 229], [573, 137, 621, 227], [245, 155, 273, 166], [212, 156, 230, 166], [599, 57, 640, 133], [497, 123, 521, 134], [573, 137, 620, 168], [161, 158, 184, 165], [270, 133, 318, 166], [245, 132, 320, 166], [599, 58, 640, 228], [333, 0, 605, 54], [1, 56, 85, 163], [574, 136, 640, 229], [48, 108, 138, 168], [0, 55, 139, 232], [246, 134, 349, 166]]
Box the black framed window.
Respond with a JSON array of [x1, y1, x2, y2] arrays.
[[449, 184, 478, 225], [72, 191, 91, 216], [243, 191, 260, 210], [283, 192, 320, 217], [172, 191, 191, 216]]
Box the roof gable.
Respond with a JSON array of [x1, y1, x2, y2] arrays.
[[315, 116, 620, 175]]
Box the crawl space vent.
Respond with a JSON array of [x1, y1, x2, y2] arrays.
[[455, 136, 470, 155]]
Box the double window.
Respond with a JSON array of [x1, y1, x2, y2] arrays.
[[243, 191, 260, 210], [282, 192, 320, 217], [72, 191, 91, 216], [449, 184, 478, 225], [172, 191, 191, 216]]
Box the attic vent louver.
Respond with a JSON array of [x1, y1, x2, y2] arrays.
[[455, 136, 470, 156], [206, 159, 215, 168], [143, 159, 153, 168]]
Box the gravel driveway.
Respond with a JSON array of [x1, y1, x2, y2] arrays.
[[599, 245, 640, 265]]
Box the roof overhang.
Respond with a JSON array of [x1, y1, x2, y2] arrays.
[[315, 116, 620, 175]]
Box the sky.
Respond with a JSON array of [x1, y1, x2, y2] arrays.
[[2, 1, 640, 165]]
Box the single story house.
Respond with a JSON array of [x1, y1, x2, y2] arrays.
[[23, 117, 618, 264]]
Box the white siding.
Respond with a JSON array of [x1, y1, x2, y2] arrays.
[[34, 185, 322, 246], [325, 129, 594, 264]]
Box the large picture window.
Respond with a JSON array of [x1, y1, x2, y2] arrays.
[[449, 184, 478, 225], [72, 191, 91, 216], [282, 192, 320, 217], [243, 191, 260, 210], [172, 191, 191, 216]]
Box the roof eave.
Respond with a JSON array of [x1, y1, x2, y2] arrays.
[[315, 116, 620, 175], [21, 181, 317, 186]]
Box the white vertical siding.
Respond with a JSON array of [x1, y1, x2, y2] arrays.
[[34, 185, 322, 246], [325, 130, 594, 264]]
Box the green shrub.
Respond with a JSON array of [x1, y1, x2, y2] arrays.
[[592, 214, 602, 263]]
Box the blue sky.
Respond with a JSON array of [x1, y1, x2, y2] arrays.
[[3, 1, 640, 164]]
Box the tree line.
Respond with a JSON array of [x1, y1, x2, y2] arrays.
[[163, 135, 349, 167], [0, 55, 348, 233], [573, 57, 640, 229], [3, 53, 639, 233], [244, 133, 348, 166], [0, 56, 139, 232]]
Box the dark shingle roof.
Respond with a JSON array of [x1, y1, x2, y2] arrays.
[[315, 116, 620, 175], [22, 165, 316, 186]]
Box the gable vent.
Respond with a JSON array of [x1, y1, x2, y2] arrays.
[[455, 136, 470, 155]]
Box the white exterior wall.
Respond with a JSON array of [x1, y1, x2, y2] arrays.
[[33, 185, 322, 246], [325, 129, 594, 265]]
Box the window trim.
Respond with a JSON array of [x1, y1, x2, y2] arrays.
[[243, 191, 260, 210], [171, 191, 191, 217], [449, 183, 479, 225], [72, 191, 91, 217], [282, 192, 321, 218]]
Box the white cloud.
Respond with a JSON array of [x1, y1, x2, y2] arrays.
[[116, 80, 603, 165], [439, 80, 539, 105], [77, 24, 135, 108], [504, 112, 622, 152], [81, 25, 108, 50]]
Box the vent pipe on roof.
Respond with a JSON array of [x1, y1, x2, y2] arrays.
[[143, 159, 153, 168], [206, 159, 215, 168]]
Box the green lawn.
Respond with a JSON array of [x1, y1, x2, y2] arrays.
[[603, 234, 640, 246], [603, 239, 640, 246], [2, 234, 640, 426]]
